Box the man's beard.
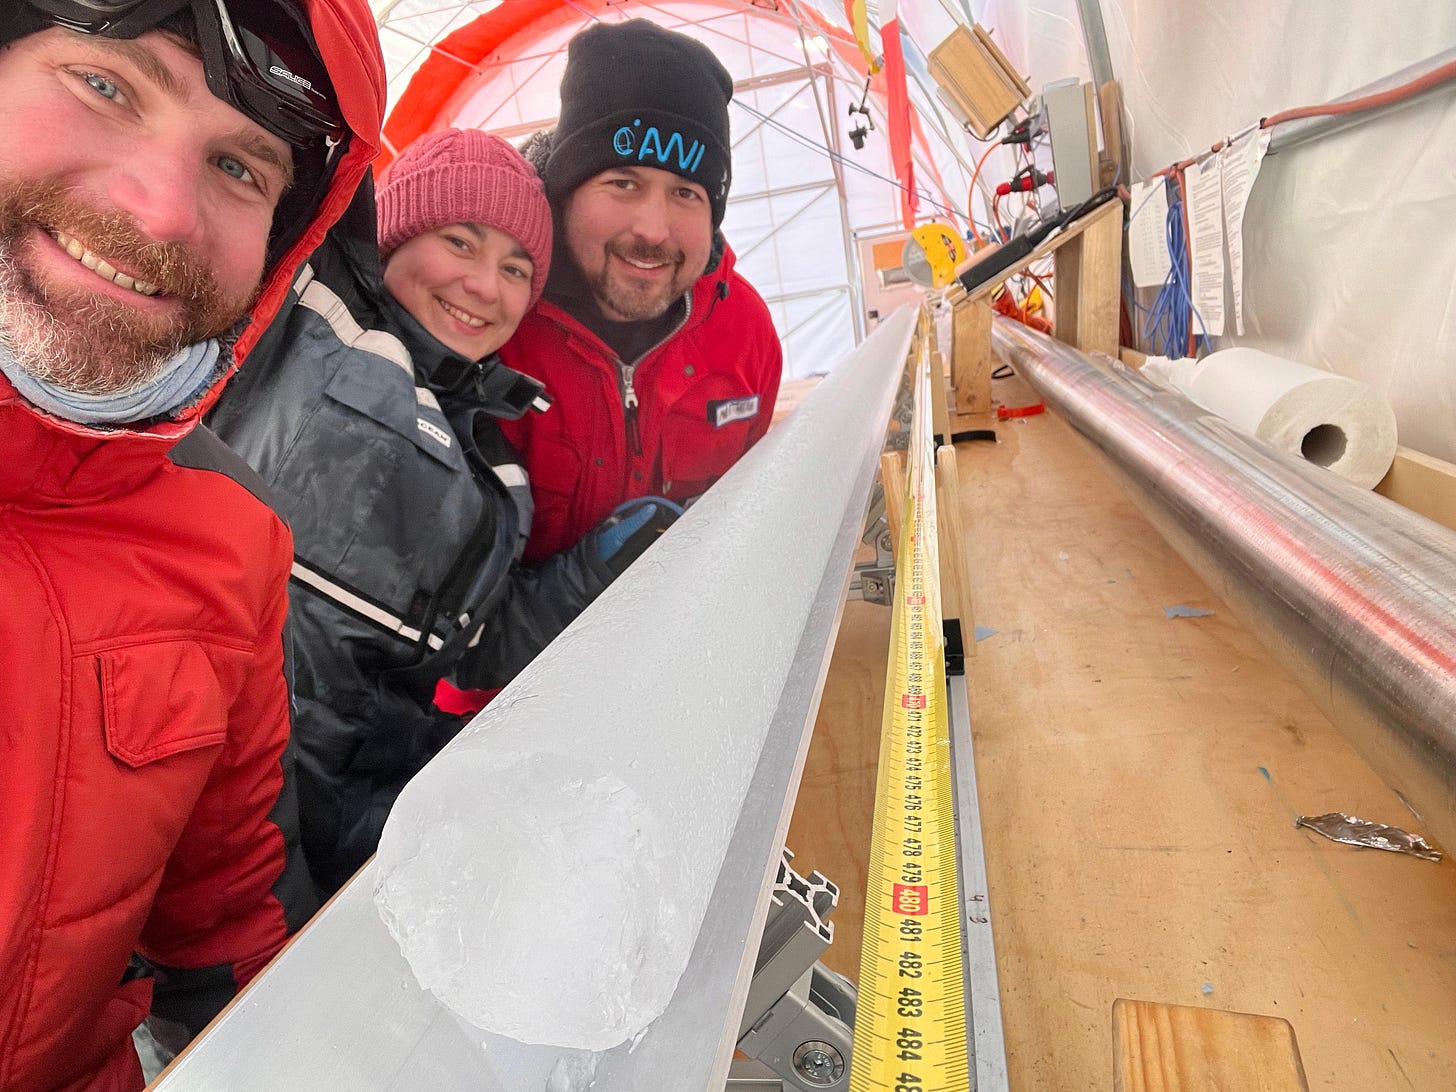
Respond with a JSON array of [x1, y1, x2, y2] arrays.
[[589, 240, 697, 322], [0, 180, 250, 395]]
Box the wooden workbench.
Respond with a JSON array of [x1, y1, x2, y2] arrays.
[[786, 377, 1456, 1090]]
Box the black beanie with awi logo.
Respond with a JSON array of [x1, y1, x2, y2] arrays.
[[544, 19, 734, 229]]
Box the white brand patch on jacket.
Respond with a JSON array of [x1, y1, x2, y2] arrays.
[[708, 395, 760, 428], [491, 462, 528, 490], [417, 418, 452, 449]]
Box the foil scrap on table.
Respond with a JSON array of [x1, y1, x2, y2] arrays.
[[1294, 812, 1442, 862]]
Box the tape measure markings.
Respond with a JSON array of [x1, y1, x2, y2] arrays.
[[850, 335, 970, 1092]]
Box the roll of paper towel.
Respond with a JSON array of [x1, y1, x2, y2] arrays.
[[1142, 347, 1397, 488]]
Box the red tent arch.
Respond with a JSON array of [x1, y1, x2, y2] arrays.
[[376, 0, 950, 230]]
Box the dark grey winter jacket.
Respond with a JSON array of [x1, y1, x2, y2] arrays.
[[211, 194, 611, 893]]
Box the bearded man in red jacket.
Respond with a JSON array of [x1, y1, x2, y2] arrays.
[[501, 19, 784, 562], [0, 2, 383, 1089]]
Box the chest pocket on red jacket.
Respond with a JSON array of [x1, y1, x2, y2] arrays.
[[659, 379, 760, 501], [85, 643, 230, 888]]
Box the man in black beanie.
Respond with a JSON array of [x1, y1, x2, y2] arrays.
[[499, 19, 783, 563]]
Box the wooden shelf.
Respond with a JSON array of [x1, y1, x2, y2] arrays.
[[948, 197, 1122, 416]]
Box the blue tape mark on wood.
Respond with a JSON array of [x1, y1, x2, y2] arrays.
[[1164, 604, 1215, 619]]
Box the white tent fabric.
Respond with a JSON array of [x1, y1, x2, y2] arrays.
[[375, 0, 990, 379], [1104, 0, 1456, 461], [375, 1, 1456, 462]]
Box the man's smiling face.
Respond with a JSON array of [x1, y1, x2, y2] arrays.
[[0, 27, 293, 394], [562, 165, 712, 323]]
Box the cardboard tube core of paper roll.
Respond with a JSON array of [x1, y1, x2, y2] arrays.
[[1301, 423, 1347, 468]]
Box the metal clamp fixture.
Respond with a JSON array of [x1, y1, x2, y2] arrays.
[[729, 850, 856, 1091]]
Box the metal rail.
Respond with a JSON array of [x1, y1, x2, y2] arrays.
[[947, 676, 1009, 1092], [992, 319, 1456, 853]]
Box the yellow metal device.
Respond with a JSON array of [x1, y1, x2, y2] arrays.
[[850, 328, 971, 1091], [903, 222, 964, 288]]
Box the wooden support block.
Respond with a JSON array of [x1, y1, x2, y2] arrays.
[[1113, 1000, 1309, 1092], [950, 297, 993, 416], [1098, 80, 1127, 189], [1052, 197, 1123, 358], [880, 450, 907, 557], [1375, 446, 1456, 535], [930, 350, 952, 442], [934, 446, 974, 649]]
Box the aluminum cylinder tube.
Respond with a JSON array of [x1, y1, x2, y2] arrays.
[[992, 319, 1456, 852]]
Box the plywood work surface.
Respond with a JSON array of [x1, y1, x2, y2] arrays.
[[787, 597, 890, 989], [786, 386, 1456, 1091]]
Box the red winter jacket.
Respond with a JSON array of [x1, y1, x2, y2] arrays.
[[499, 245, 783, 561], [0, 4, 383, 1090]]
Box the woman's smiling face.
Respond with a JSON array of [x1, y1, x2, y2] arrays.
[[382, 222, 535, 360]]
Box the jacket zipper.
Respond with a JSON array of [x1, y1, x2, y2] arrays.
[[615, 290, 694, 461], [620, 360, 642, 457]]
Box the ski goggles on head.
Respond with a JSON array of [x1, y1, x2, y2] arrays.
[[15, 0, 344, 149]]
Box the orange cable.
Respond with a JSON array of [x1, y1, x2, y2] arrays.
[[1262, 58, 1456, 127], [966, 141, 1000, 247], [1152, 58, 1456, 180]]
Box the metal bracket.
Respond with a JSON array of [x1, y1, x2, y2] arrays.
[[850, 497, 897, 605], [730, 851, 857, 1091], [854, 566, 894, 605]]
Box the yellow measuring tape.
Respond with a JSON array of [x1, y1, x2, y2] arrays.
[[850, 328, 970, 1091]]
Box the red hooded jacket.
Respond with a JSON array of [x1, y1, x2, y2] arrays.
[[499, 244, 783, 561], [0, 4, 383, 1089]]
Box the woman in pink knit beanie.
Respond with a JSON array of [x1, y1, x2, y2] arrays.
[[377, 128, 553, 361], [210, 128, 674, 894]]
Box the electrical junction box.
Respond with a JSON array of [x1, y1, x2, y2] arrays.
[[1042, 78, 1099, 209]]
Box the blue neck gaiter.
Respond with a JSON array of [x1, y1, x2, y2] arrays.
[[0, 339, 221, 426]]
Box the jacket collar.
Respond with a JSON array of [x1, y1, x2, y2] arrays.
[[382, 291, 547, 421], [0, 364, 219, 503]]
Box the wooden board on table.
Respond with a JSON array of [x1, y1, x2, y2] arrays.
[[1375, 445, 1456, 535], [950, 296, 993, 416], [1113, 999, 1308, 1092], [879, 450, 906, 558], [1050, 195, 1121, 356], [964, 395, 1456, 1091]]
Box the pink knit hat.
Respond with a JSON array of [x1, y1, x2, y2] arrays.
[[376, 129, 553, 305]]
